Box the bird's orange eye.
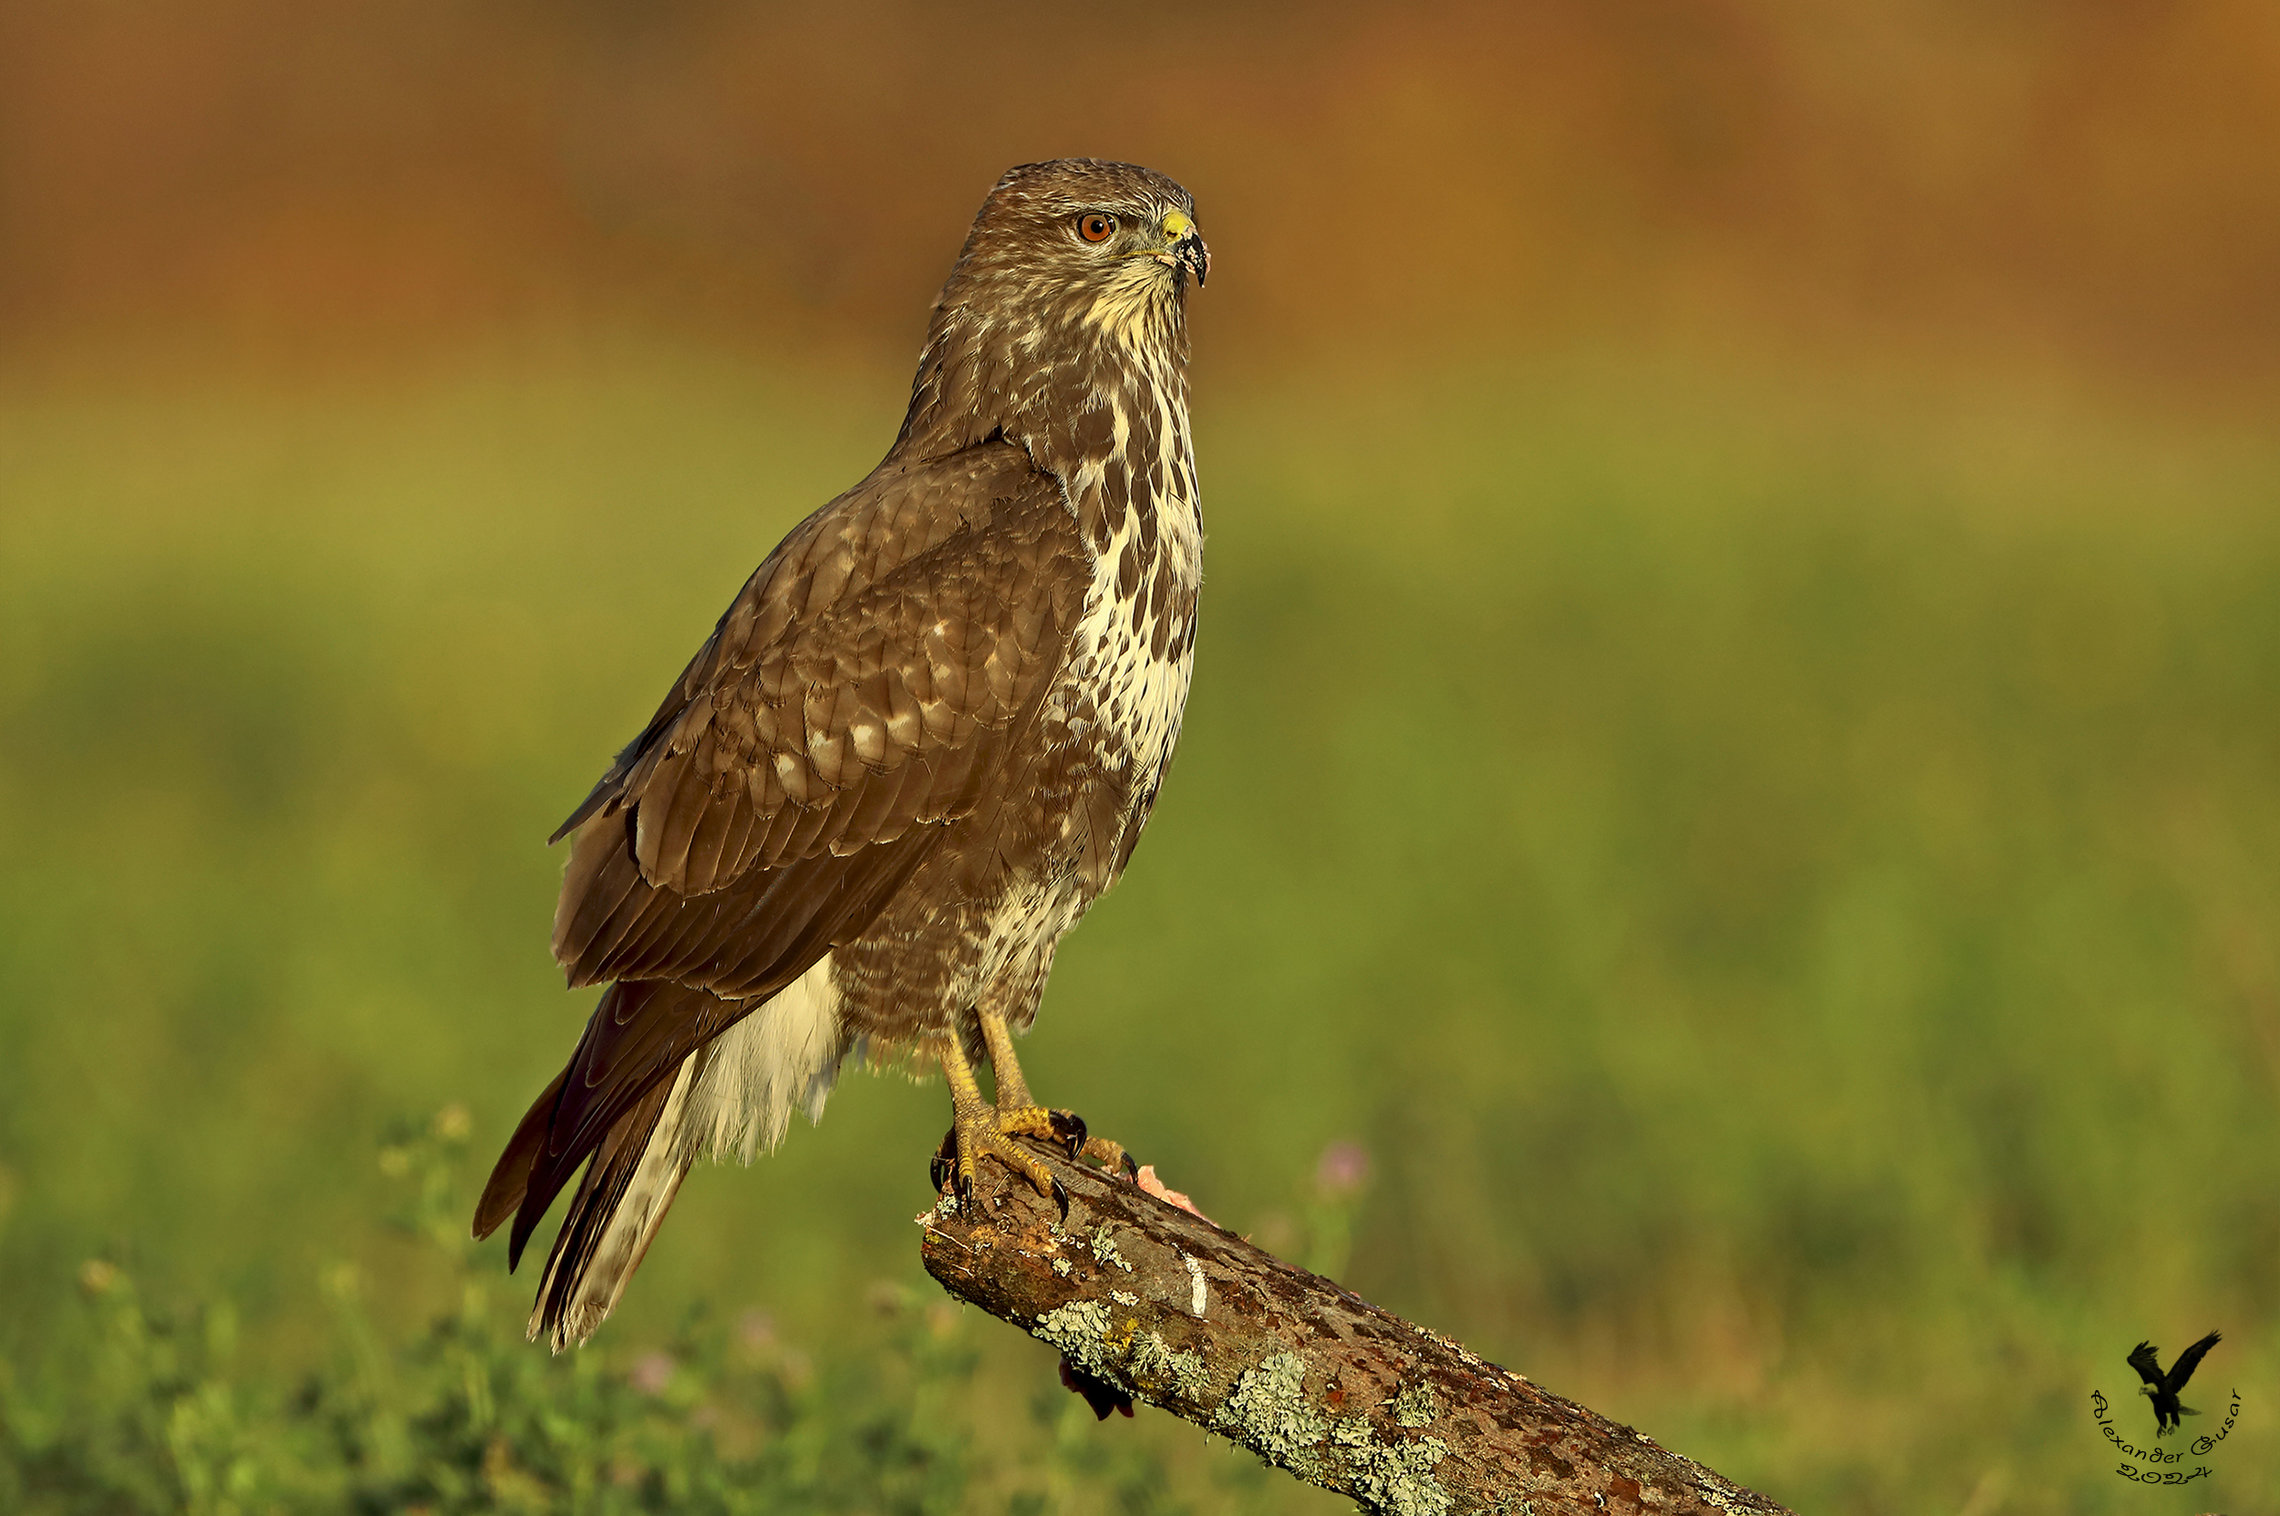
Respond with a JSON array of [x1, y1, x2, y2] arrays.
[[1076, 212, 1116, 243]]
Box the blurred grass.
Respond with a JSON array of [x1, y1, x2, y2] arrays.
[[1, 340, 2276, 1513]]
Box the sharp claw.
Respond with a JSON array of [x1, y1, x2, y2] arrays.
[[942, 1108, 1130, 1217], [1059, 1356, 1136, 1420], [930, 1129, 957, 1193]]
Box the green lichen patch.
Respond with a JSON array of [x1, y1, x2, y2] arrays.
[[1391, 1379, 1439, 1429], [1216, 1352, 1328, 1474], [1034, 1298, 1210, 1412], [1330, 1419, 1452, 1516], [1033, 1299, 1115, 1378], [1210, 1352, 1454, 1515], [1088, 1224, 1134, 1273], [1127, 1329, 1209, 1400]]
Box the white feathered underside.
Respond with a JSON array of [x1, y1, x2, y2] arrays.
[[678, 955, 845, 1164], [957, 367, 1198, 1007], [532, 956, 846, 1349]]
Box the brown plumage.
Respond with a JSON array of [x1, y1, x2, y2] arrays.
[[475, 159, 1209, 1350]]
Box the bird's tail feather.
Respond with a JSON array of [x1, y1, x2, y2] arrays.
[[528, 1058, 697, 1352], [476, 959, 851, 1352], [472, 1067, 569, 1245]]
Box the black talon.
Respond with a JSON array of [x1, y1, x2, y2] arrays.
[[930, 1130, 957, 1193], [1049, 1109, 1088, 1156], [954, 1167, 976, 1216], [1050, 1176, 1070, 1222], [1059, 1356, 1136, 1420], [1120, 1151, 1141, 1181]]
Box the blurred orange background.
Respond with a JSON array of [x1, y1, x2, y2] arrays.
[[6, 0, 2279, 394]]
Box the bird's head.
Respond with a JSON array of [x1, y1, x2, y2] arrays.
[[900, 158, 1207, 461], [934, 159, 1205, 355]]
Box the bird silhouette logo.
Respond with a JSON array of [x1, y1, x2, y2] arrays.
[[2127, 1332, 2220, 1436]]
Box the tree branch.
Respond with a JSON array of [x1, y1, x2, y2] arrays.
[[918, 1146, 1793, 1516]]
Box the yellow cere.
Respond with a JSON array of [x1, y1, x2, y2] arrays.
[[1160, 210, 1194, 241]]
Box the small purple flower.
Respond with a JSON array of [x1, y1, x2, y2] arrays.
[[628, 1351, 675, 1396], [1315, 1141, 1371, 1199]]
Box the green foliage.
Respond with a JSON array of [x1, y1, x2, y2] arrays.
[[0, 1112, 1046, 1514]]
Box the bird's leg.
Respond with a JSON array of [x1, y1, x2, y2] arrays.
[[931, 1030, 1072, 1218], [977, 1007, 1085, 1148], [980, 1007, 1141, 1182], [977, 1005, 1033, 1108]]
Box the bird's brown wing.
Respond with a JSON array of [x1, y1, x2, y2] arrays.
[[553, 438, 1086, 976], [2126, 1341, 2166, 1387], [487, 442, 1088, 1258]]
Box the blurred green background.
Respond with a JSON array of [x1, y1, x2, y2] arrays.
[[3, 4, 2279, 1513]]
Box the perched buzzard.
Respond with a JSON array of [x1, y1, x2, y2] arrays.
[[2128, 1332, 2220, 1436], [473, 160, 1210, 1350]]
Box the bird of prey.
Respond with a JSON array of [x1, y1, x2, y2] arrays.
[[472, 160, 1210, 1351], [2128, 1332, 2220, 1436]]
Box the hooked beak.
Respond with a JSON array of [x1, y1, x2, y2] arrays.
[[1160, 209, 1209, 288]]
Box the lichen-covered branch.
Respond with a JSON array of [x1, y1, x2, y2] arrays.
[[918, 1148, 1793, 1516]]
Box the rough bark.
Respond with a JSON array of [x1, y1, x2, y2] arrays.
[[918, 1147, 1793, 1516]]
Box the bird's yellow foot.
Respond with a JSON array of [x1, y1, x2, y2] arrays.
[[1078, 1134, 1143, 1180], [930, 1104, 1086, 1217], [1002, 1104, 1089, 1155], [931, 1017, 1139, 1215]]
